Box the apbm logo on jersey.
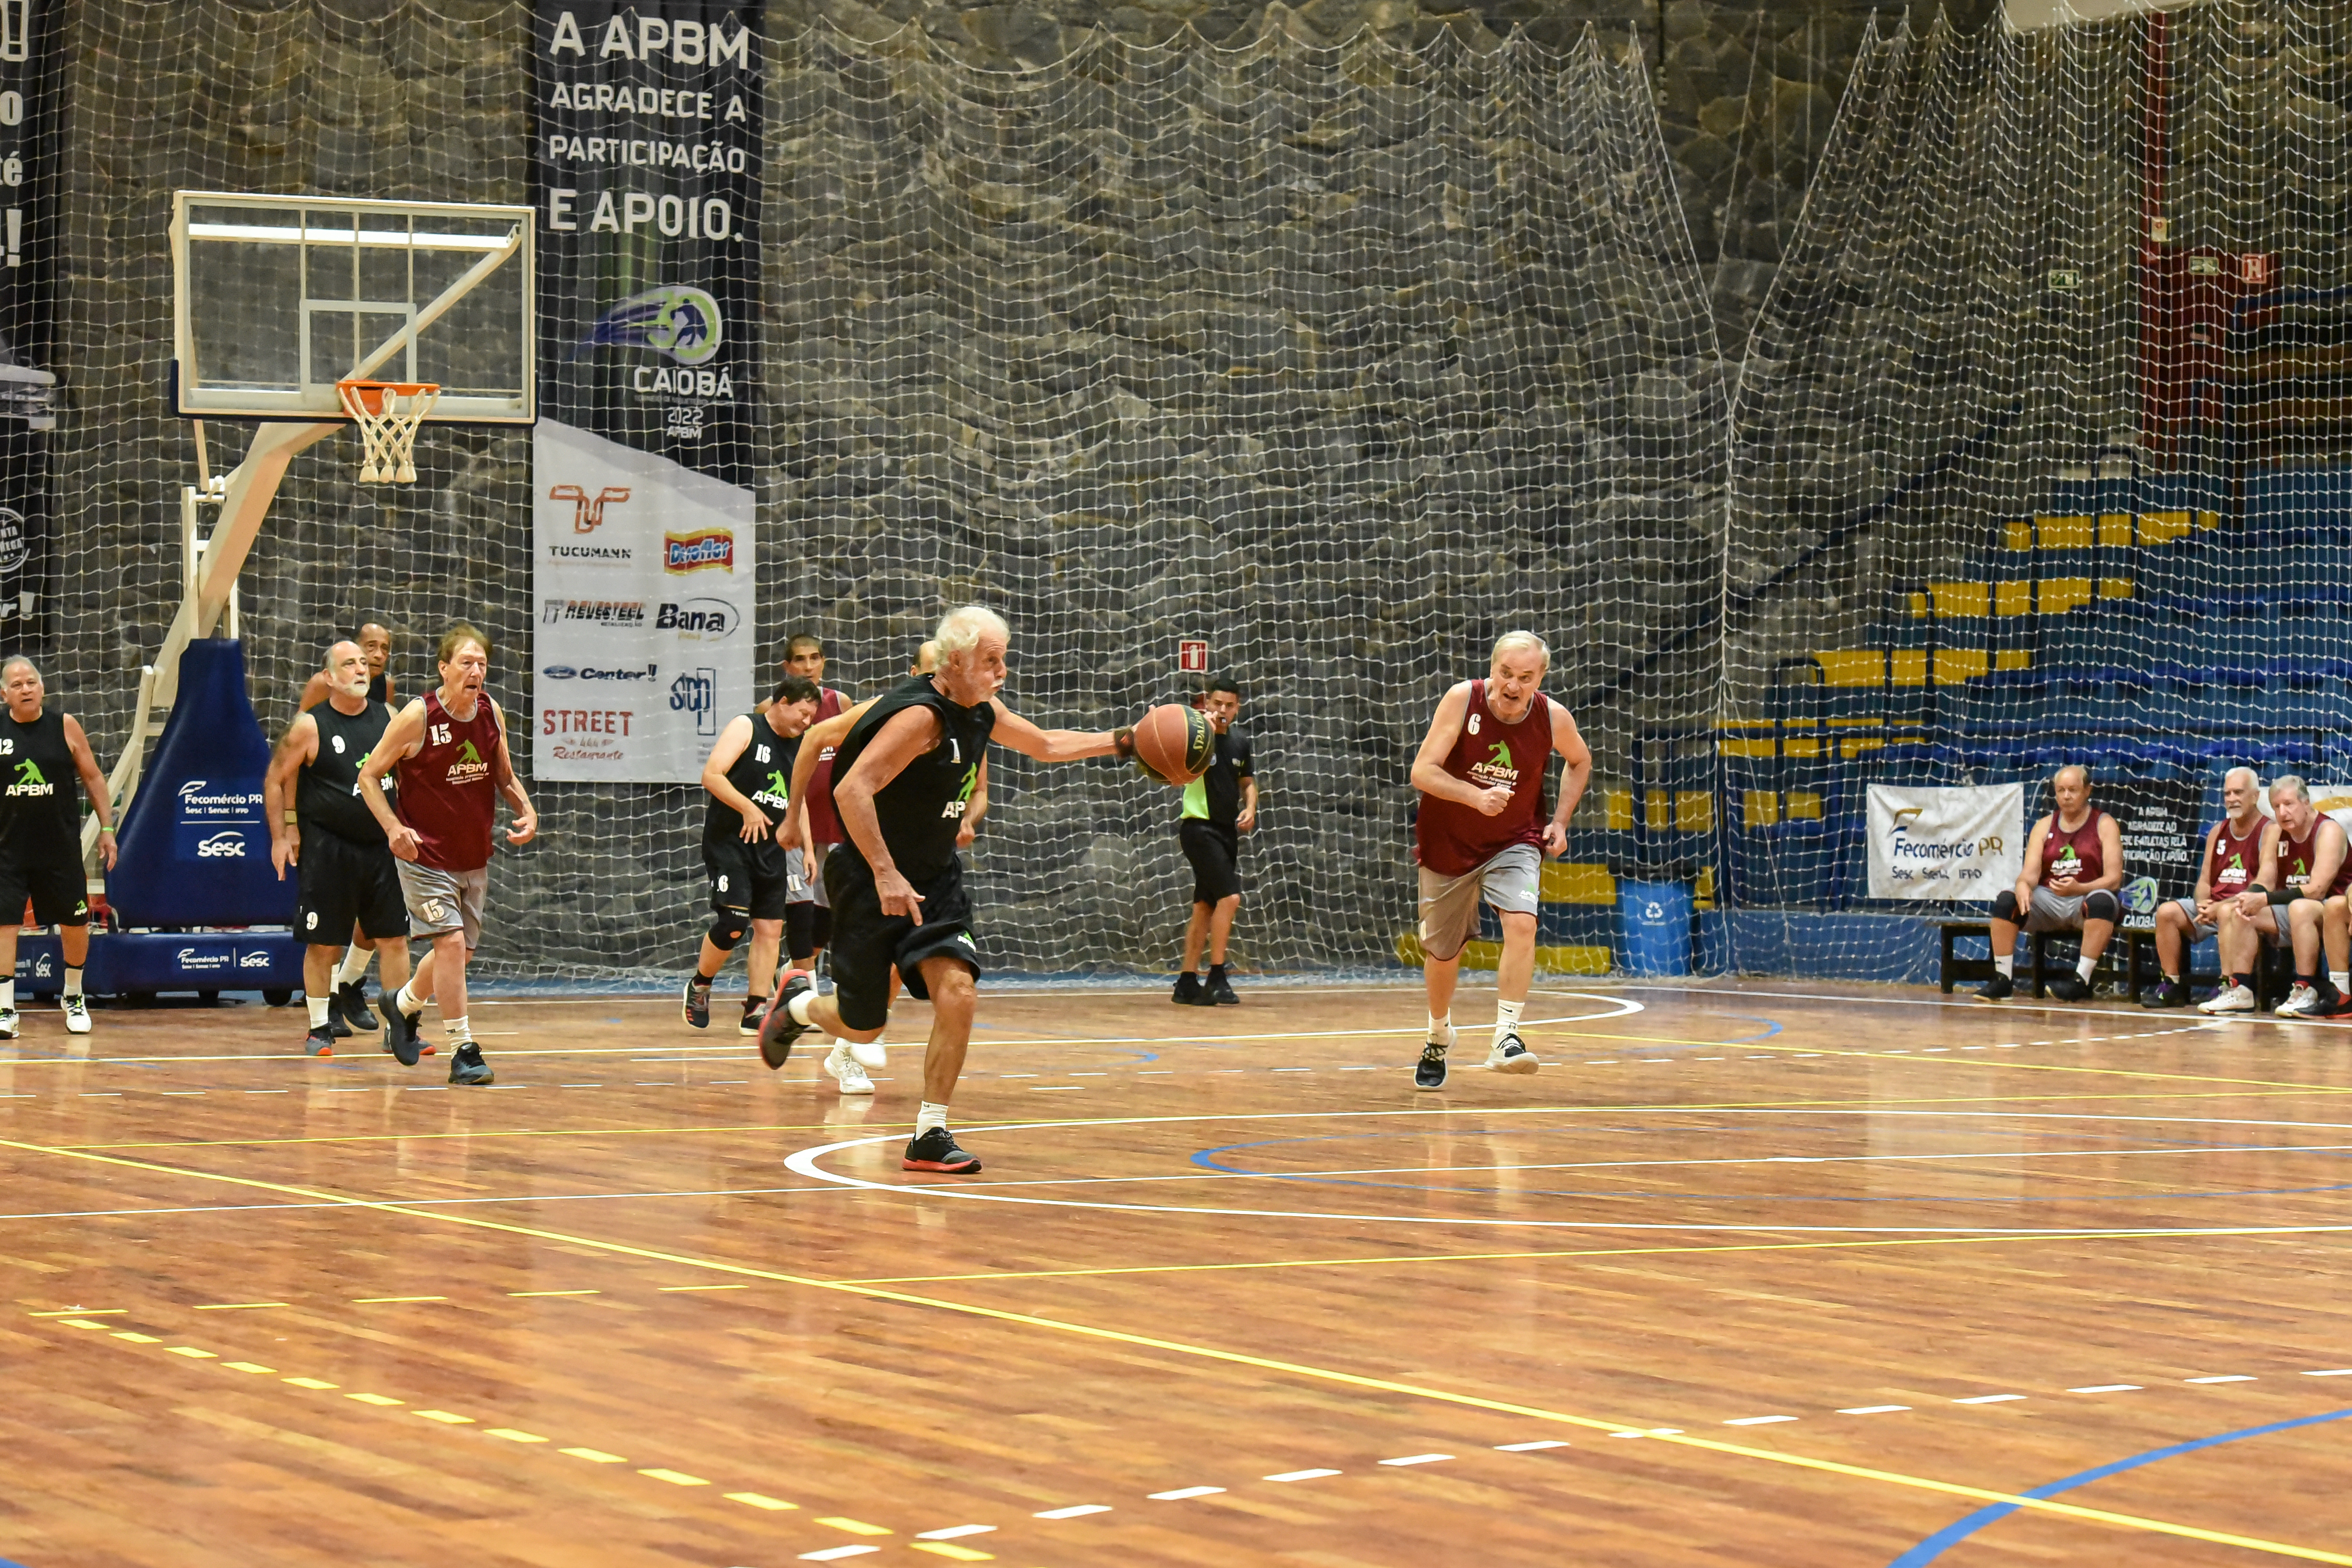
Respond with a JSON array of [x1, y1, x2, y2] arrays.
[[1467, 740, 1519, 789], [5, 758, 52, 797], [663, 530, 734, 574]]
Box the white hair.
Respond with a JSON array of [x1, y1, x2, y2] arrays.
[[1490, 630, 1550, 668], [2224, 765, 2261, 792], [0, 655, 39, 683], [2053, 764, 2088, 790], [2272, 773, 2309, 804], [935, 605, 1010, 664]]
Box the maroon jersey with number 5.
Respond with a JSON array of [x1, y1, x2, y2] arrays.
[[1415, 682, 1551, 878], [395, 690, 503, 872]]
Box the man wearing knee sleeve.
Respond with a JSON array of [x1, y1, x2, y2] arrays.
[[685, 677, 820, 1042], [2207, 774, 2344, 1014], [1977, 764, 2124, 1003]]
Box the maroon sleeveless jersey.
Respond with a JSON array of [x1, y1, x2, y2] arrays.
[[2038, 808, 2108, 886], [395, 690, 502, 871], [2206, 818, 2263, 900], [1415, 683, 1551, 877], [803, 687, 850, 847], [2273, 817, 2352, 897]]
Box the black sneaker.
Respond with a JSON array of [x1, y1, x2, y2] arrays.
[[902, 1126, 982, 1173], [1172, 972, 1204, 1006], [1205, 973, 1239, 1006], [738, 997, 764, 1037], [303, 1024, 336, 1058], [324, 991, 353, 1039], [1975, 973, 2014, 1002], [2140, 979, 2189, 1009], [682, 973, 713, 1030], [2045, 972, 2091, 1003], [448, 1043, 494, 1085], [1414, 1042, 1449, 1091], [758, 971, 813, 1070], [335, 981, 375, 1035], [381, 998, 424, 1068]]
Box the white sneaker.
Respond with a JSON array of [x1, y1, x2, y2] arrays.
[[62, 994, 90, 1035], [0, 1007, 16, 1039], [849, 1035, 887, 1070], [2199, 983, 2257, 1014], [1485, 1033, 1539, 1074], [2276, 983, 2320, 1018], [825, 1042, 874, 1096]]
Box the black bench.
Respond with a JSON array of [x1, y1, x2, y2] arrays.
[[1937, 919, 2286, 1005]]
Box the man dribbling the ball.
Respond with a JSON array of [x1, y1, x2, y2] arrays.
[[1407, 630, 1592, 1090], [759, 606, 1138, 1172]]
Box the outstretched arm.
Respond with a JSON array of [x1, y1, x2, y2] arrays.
[[781, 699, 874, 851], [985, 699, 1131, 764]]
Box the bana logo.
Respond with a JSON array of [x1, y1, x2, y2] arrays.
[[582, 286, 724, 365]]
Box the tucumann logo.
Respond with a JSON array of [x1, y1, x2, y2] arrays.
[[582, 285, 724, 365], [548, 483, 630, 533]]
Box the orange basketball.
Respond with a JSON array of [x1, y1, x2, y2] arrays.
[[1131, 703, 1215, 785]]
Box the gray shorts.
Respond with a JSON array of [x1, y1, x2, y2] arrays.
[[396, 860, 488, 951], [804, 841, 832, 909], [1417, 843, 1541, 962], [785, 847, 817, 908], [2022, 885, 2105, 933], [2171, 896, 2218, 943]]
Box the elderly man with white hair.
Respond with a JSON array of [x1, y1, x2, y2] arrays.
[[1406, 629, 1593, 1089], [1977, 764, 2125, 1003], [2141, 766, 2267, 1009], [759, 605, 1136, 1173], [2203, 774, 2346, 1015]]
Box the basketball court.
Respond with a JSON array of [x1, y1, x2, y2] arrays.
[[6, 981, 2349, 1566]]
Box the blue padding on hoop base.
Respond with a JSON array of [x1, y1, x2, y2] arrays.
[[107, 639, 296, 928]]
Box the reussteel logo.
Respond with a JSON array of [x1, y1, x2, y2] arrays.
[[663, 530, 734, 573]]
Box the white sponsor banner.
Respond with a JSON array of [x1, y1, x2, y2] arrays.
[[533, 416, 753, 782], [1866, 783, 2024, 901]]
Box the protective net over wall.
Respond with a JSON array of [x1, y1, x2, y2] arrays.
[[1721, 0, 2352, 977], [47, 5, 1723, 979]]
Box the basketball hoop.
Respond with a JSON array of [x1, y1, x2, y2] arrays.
[[336, 378, 442, 484]]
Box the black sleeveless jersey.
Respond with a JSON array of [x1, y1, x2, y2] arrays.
[[830, 676, 993, 884], [703, 710, 799, 844], [367, 672, 389, 703], [0, 707, 79, 852], [300, 699, 393, 844]]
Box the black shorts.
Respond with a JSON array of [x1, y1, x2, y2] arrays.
[[705, 836, 791, 921], [823, 851, 981, 1033], [296, 827, 409, 943], [1180, 818, 1241, 905], [0, 847, 87, 928]]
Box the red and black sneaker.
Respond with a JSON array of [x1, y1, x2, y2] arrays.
[[902, 1127, 982, 1174], [756, 970, 813, 1070]]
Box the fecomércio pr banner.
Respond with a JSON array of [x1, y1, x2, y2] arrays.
[[531, 3, 759, 782], [0, 1, 62, 642]]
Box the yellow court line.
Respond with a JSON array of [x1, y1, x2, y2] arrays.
[[5, 1131, 2348, 1564], [827, 1224, 2346, 1285]]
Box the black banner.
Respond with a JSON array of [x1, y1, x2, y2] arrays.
[[532, 2, 762, 489], [2102, 780, 2206, 931], [0, 1, 64, 641]]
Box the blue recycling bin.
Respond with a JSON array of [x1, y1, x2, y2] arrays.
[[1616, 880, 1693, 976]]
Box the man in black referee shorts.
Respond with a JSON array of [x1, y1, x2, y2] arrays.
[[0, 656, 115, 1039], [684, 676, 820, 1041], [267, 639, 413, 1057], [1173, 677, 1254, 1006], [758, 605, 1136, 1173]]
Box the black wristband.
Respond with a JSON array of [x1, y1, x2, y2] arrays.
[[1111, 726, 1135, 761], [2271, 886, 2298, 908]]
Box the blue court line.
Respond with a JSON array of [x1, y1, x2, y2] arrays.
[[1888, 1406, 2352, 1565]]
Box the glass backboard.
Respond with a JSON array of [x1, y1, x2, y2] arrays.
[[172, 191, 535, 423]]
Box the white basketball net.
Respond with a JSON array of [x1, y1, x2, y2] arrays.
[[337, 379, 441, 484]]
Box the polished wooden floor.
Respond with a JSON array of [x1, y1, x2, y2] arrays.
[[3, 978, 2350, 1567]]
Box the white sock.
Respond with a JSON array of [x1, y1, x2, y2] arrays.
[[1994, 954, 2014, 979], [444, 1014, 472, 1047], [2333, 971, 2350, 993], [1492, 999, 1524, 1049], [307, 995, 331, 1028], [1, 979, 16, 1010], [1427, 1011, 1453, 1045], [336, 946, 372, 985], [916, 1100, 949, 1136], [63, 966, 83, 999], [787, 988, 816, 1026], [396, 981, 423, 1018], [2076, 955, 2097, 982]]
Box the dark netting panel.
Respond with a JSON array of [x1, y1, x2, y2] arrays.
[[1720, 0, 2352, 971]]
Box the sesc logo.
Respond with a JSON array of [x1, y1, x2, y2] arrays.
[[655, 598, 737, 638], [237, 950, 271, 970], [197, 831, 248, 859]]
